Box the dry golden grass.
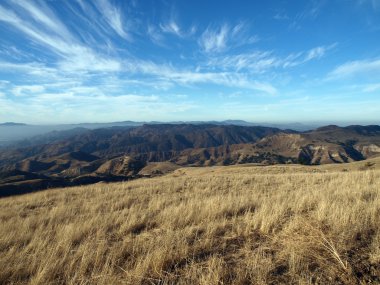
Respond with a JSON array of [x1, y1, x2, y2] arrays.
[[0, 163, 380, 284]]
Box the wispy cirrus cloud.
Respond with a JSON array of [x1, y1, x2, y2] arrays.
[[287, 1, 326, 30], [300, 0, 325, 20], [0, 61, 57, 77], [148, 20, 196, 46], [207, 51, 279, 73], [328, 58, 380, 79], [206, 44, 336, 73], [198, 22, 257, 53], [0, 0, 377, 124], [304, 44, 335, 61], [169, 72, 277, 95], [198, 24, 229, 53], [93, 0, 130, 40], [160, 20, 182, 37], [124, 59, 277, 94], [0, 2, 122, 73], [157, 3, 199, 39], [58, 53, 121, 73], [159, 11, 197, 40], [284, 43, 337, 67], [0, 2, 273, 96], [0, 4, 78, 57], [11, 0, 73, 41]]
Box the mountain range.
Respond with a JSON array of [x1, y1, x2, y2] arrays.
[[0, 123, 380, 196], [0, 120, 326, 146]]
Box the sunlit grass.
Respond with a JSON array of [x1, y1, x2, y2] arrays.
[[0, 164, 379, 284]]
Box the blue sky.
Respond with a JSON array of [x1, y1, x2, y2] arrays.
[[0, 0, 379, 124]]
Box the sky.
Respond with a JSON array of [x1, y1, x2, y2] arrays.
[[0, 0, 379, 124]]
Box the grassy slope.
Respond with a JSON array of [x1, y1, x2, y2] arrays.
[[0, 160, 380, 284]]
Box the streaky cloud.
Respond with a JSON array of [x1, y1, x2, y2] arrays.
[[93, 0, 130, 40], [328, 58, 380, 79], [198, 23, 230, 53]]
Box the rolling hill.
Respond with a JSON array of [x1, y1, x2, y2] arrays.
[[0, 162, 379, 284], [0, 124, 380, 196]]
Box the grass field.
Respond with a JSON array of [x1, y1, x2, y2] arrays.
[[0, 158, 380, 284]]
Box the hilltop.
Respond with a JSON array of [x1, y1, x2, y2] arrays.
[[0, 162, 379, 284]]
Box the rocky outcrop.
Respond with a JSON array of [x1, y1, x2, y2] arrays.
[[96, 156, 146, 176]]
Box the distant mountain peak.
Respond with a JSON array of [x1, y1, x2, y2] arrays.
[[315, 125, 340, 131], [0, 122, 27, 126]]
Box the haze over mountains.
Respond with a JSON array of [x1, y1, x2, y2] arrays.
[[0, 120, 325, 146], [1, 123, 380, 196]]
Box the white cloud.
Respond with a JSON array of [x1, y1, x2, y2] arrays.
[[159, 12, 197, 39], [1, 57, 277, 97], [12, 85, 45, 96], [206, 44, 336, 73], [199, 24, 230, 53], [198, 22, 258, 54], [0, 5, 75, 56], [297, 0, 324, 20], [93, 0, 130, 40], [58, 53, 121, 72], [304, 44, 336, 61], [283, 44, 336, 67], [207, 51, 279, 72], [11, 0, 73, 41], [123, 59, 277, 94], [183, 71, 277, 94], [328, 59, 380, 78], [304, 46, 327, 61], [0, 45, 31, 61], [0, 61, 57, 77], [160, 20, 182, 37], [148, 19, 195, 46], [0, 3, 121, 73], [0, 5, 19, 24]]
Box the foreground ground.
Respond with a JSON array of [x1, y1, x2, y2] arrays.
[[0, 159, 380, 284]]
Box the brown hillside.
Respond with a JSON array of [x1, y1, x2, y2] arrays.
[[1, 124, 380, 196], [0, 164, 379, 284]]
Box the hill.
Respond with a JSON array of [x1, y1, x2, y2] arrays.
[[0, 120, 318, 147], [0, 124, 380, 196], [0, 122, 27, 126], [0, 163, 379, 284]]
